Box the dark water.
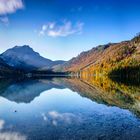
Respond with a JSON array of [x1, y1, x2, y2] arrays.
[[0, 77, 140, 140]]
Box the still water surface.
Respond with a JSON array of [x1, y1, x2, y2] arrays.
[[0, 77, 140, 140]]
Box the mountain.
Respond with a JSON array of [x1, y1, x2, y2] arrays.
[[0, 45, 65, 71], [0, 57, 9, 68], [1, 35, 140, 75], [0, 58, 21, 77], [61, 35, 140, 75]]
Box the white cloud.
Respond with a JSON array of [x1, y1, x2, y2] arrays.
[[39, 25, 48, 36], [0, 0, 24, 15], [39, 20, 84, 37]]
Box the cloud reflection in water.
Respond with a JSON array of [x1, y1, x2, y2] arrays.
[[41, 111, 82, 126], [0, 119, 26, 140]]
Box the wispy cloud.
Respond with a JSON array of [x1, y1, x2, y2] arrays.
[[39, 20, 84, 37], [48, 111, 81, 126], [0, 16, 9, 25], [41, 111, 82, 127], [0, 0, 24, 15]]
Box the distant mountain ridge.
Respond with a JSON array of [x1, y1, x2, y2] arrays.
[[0, 45, 65, 72], [61, 35, 140, 75]]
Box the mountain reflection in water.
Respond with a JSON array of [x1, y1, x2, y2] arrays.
[[0, 77, 139, 140]]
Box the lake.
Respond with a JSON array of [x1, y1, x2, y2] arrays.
[[0, 77, 140, 140]]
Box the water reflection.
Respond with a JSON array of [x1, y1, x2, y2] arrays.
[[77, 76, 140, 117], [0, 77, 139, 140], [0, 79, 65, 103], [0, 119, 26, 140]]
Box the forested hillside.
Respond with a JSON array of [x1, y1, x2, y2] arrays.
[[61, 34, 140, 76]]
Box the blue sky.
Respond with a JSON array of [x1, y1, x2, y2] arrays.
[[0, 0, 140, 60]]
